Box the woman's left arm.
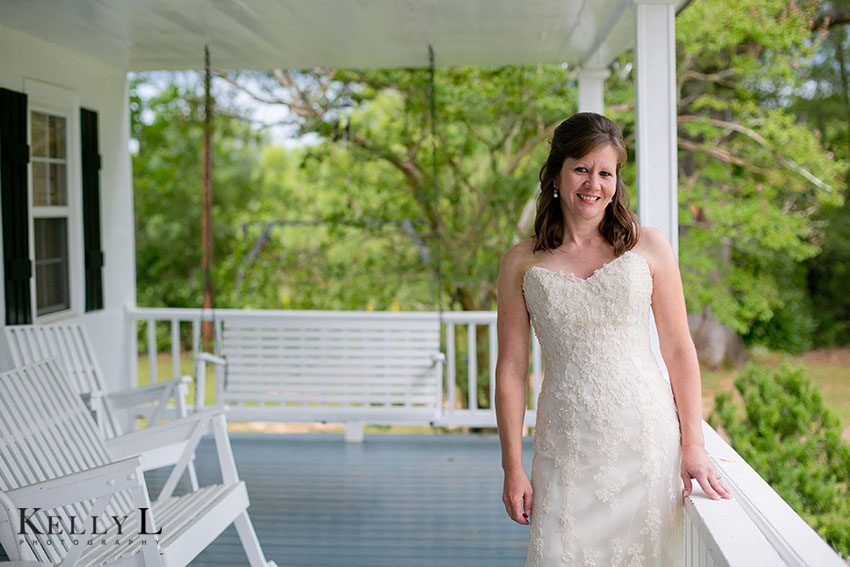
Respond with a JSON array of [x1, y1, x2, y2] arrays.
[[644, 227, 732, 501]]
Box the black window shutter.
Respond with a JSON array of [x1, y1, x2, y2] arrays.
[[80, 107, 104, 312], [0, 87, 32, 325]]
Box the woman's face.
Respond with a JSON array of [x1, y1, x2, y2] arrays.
[[555, 143, 618, 223]]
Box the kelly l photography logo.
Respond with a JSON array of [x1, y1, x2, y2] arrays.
[[17, 507, 162, 547]]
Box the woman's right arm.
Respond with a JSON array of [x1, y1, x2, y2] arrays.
[[495, 244, 533, 525]]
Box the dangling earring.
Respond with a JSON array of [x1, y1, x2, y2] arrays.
[[553, 184, 559, 199]]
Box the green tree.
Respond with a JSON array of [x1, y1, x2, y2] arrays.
[[673, 0, 844, 352], [791, 1, 850, 346], [220, 65, 577, 313], [131, 76, 269, 309]]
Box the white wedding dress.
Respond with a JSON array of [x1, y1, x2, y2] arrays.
[[522, 250, 684, 566]]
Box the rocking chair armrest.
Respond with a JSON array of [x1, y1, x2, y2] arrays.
[[194, 351, 227, 368], [4, 456, 146, 510], [105, 375, 192, 409], [104, 407, 228, 461]]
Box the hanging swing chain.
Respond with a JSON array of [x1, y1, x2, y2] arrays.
[[428, 45, 444, 327], [202, 43, 218, 351]]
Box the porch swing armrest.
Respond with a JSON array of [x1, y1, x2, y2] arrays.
[[195, 351, 227, 367], [193, 351, 228, 410]]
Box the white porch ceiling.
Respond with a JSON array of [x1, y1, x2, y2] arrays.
[[0, 0, 688, 71]]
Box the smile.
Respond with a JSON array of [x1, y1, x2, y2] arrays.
[[577, 193, 601, 202]]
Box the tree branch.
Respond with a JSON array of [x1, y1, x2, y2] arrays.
[[502, 122, 558, 177], [678, 138, 771, 176], [348, 132, 426, 192], [214, 72, 289, 106], [678, 115, 834, 192], [681, 69, 740, 88], [812, 6, 850, 29]]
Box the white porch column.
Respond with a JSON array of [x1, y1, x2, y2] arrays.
[[634, 0, 678, 384], [577, 68, 609, 114], [634, 0, 678, 257]]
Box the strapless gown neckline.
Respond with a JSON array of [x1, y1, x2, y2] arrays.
[[524, 250, 643, 283]]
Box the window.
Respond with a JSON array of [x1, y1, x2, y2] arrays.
[[24, 78, 83, 321], [1, 80, 101, 326], [31, 110, 71, 316]]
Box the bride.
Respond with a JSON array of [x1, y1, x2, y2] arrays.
[[494, 112, 732, 566]]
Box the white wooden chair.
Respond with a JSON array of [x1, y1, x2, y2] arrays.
[[4, 323, 200, 489], [0, 358, 276, 567]]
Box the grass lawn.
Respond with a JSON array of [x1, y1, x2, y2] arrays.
[[137, 346, 850, 439]]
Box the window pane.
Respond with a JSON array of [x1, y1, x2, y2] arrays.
[[49, 163, 68, 206], [49, 114, 66, 159], [31, 111, 47, 158], [32, 162, 48, 206], [35, 218, 70, 316]]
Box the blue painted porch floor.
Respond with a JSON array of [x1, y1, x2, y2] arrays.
[[151, 433, 535, 567]]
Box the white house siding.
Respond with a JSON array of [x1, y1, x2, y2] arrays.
[[0, 23, 135, 387]]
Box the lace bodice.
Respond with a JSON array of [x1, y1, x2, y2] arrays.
[[521, 250, 684, 566]]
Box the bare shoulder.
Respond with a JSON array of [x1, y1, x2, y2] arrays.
[[500, 238, 536, 271], [632, 226, 676, 277], [499, 238, 537, 293]]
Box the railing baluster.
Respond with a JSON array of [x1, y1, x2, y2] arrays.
[[127, 307, 139, 389], [446, 323, 456, 412], [488, 322, 497, 410], [147, 318, 157, 384], [467, 322, 477, 411], [685, 506, 695, 567], [171, 319, 180, 380], [192, 319, 200, 358]]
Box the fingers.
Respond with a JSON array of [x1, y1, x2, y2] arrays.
[[502, 494, 529, 525], [523, 490, 533, 522], [697, 471, 722, 500], [682, 469, 733, 500], [681, 472, 692, 498], [707, 470, 733, 500], [502, 488, 532, 525]]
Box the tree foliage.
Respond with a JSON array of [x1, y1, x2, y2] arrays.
[[131, 76, 267, 309], [674, 0, 845, 351], [792, 0, 850, 346], [219, 65, 578, 312]]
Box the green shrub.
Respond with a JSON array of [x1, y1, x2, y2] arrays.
[[708, 361, 850, 558]]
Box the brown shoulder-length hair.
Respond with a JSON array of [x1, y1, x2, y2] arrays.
[[532, 112, 640, 255]]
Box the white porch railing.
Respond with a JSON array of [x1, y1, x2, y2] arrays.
[[125, 306, 847, 567]]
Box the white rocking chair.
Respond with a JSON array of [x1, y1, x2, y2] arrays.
[[4, 323, 200, 489], [0, 358, 276, 567]]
